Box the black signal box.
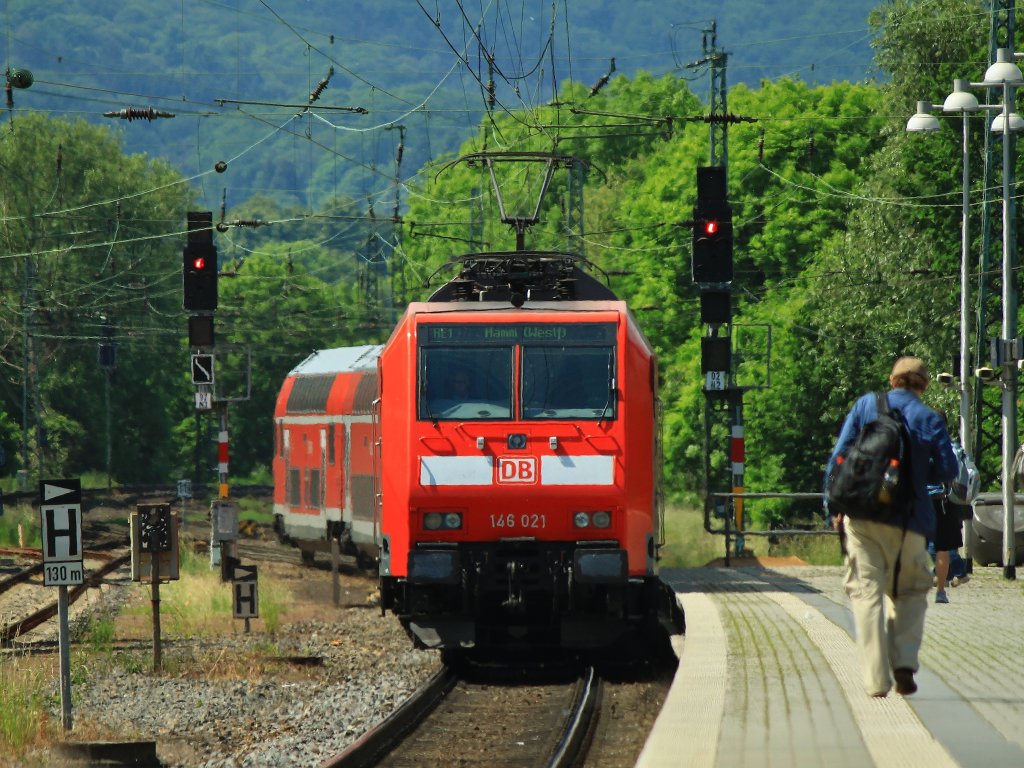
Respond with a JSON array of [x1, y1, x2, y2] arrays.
[[692, 167, 733, 285], [696, 166, 727, 207], [183, 212, 218, 311], [701, 336, 731, 373], [700, 290, 731, 325], [188, 314, 214, 347]]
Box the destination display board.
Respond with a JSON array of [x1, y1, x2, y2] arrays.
[[419, 322, 616, 346]]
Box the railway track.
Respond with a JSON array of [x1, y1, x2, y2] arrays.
[[323, 663, 635, 768], [0, 547, 131, 645]]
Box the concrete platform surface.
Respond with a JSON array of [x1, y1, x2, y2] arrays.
[[637, 563, 1024, 768]]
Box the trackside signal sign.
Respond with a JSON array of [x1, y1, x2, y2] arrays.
[[232, 564, 258, 619], [39, 479, 84, 586]]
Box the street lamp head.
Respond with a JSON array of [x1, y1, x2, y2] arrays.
[[983, 48, 1024, 85], [907, 101, 940, 132], [990, 111, 1024, 133], [943, 79, 980, 113]]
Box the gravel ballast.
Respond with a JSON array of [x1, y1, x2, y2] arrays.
[[20, 560, 439, 768]]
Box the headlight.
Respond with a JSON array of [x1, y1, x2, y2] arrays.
[[592, 511, 611, 529], [573, 512, 590, 528], [423, 512, 462, 530]]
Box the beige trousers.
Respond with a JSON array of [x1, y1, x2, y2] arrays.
[[842, 516, 933, 695]]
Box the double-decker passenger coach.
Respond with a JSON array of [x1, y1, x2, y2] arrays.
[[272, 344, 382, 567]]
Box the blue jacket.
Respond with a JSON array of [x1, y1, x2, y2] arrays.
[[826, 388, 958, 540]]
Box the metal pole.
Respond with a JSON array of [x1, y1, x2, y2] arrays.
[[152, 553, 162, 671], [1000, 81, 1017, 580], [960, 111, 977, 566], [331, 535, 341, 607], [730, 392, 745, 557], [105, 368, 112, 492], [960, 112, 974, 456], [57, 585, 72, 730]]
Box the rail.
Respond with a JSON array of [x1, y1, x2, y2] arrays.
[[0, 553, 130, 644], [320, 666, 457, 768], [546, 666, 600, 768]]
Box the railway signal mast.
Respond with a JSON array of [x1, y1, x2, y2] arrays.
[[182, 212, 241, 583], [686, 22, 749, 560]]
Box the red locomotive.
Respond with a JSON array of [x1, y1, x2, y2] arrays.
[[272, 344, 382, 567], [376, 254, 684, 651]]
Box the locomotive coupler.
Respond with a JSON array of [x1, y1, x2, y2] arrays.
[[502, 560, 526, 611]]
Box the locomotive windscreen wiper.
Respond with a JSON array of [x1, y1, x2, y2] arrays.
[[598, 351, 615, 425], [421, 360, 439, 424]]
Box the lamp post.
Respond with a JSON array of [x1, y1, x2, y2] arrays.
[[909, 48, 1023, 580], [982, 49, 1022, 580], [907, 84, 978, 461], [907, 87, 980, 565]]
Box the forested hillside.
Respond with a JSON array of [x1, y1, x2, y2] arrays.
[[0, 1, 1009, 531], [3, 0, 880, 211]]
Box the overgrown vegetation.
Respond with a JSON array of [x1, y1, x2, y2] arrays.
[[0, 2, 1001, 535], [0, 660, 50, 757], [660, 504, 842, 568], [0, 504, 39, 548]]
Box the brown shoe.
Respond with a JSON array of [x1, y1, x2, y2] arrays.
[[894, 668, 917, 696]]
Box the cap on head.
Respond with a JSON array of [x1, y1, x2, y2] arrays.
[[891, 356, 929, 389]]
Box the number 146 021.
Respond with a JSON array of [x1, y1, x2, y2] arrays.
[[489, 513, 547, 529]]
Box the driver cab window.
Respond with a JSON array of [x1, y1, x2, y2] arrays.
[[522, 346, 615, 420], [419, 347, 513, 420]]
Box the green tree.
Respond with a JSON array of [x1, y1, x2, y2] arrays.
[[0, 114, 191, 482]]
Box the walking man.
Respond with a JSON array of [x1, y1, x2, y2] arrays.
[[826, 356, 958, 697]]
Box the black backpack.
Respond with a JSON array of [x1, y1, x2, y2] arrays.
[[827, 392, 913, 522]]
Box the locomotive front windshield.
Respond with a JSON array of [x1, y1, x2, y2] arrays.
[[418, 322, 617, 421], [420, 346, 514, 420]]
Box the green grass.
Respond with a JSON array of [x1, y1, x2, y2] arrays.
[[0, 504, 40, 548], [660, 503, 844, 567], [0, 658, 49, 756], [660, 504, 725, 568], [123, 545, 286, 639], [236, 496, 273, 524]]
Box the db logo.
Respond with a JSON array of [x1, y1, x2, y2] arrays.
[[497, 456, 538, 484]]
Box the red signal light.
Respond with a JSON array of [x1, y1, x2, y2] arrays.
[[192, 256, 207, 271], [703, 219, 719, 236]]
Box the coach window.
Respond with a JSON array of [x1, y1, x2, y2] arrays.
[[419, 346, 513, 420], [287, 468, 301, 506], [522, 346, 616, 419]]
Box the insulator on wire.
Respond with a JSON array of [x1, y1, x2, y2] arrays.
[[103, 107, 175, 122], [228, 219, 267, 228], [589, 57, 616, 97], [396, 143, 404, 165], [758, 129, 765, 163], [308, 66, 334, 105], [310, 78, 329, 102]]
